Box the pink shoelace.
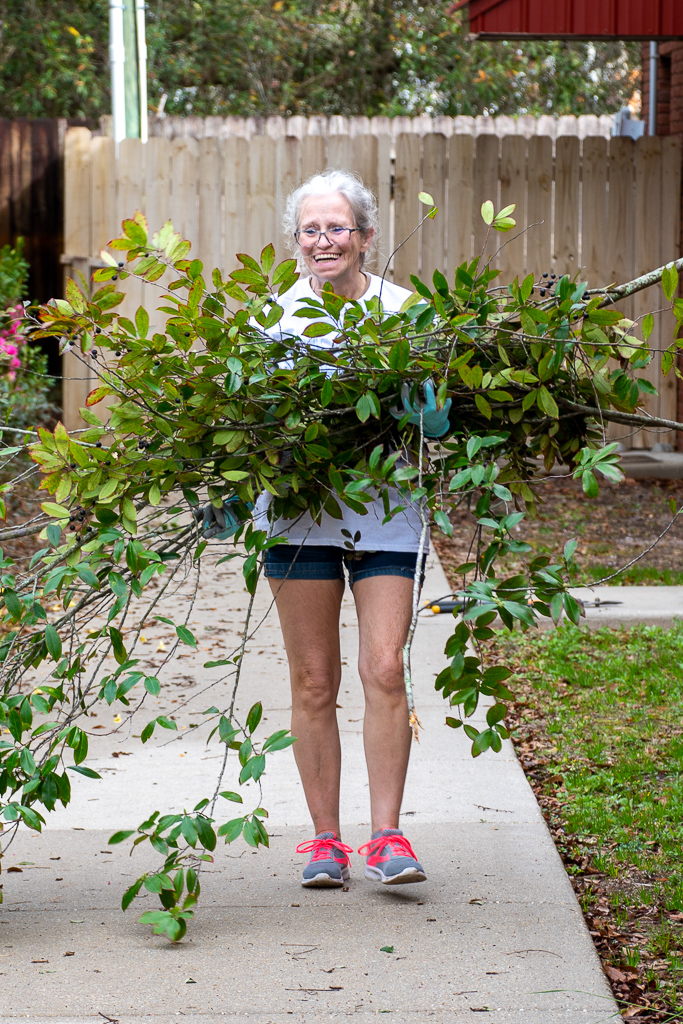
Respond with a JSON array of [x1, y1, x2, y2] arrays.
[[296, 836, 353, 862], [357, 833, 419, 860]]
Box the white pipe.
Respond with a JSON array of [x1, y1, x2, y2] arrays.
[[136, 0, 148, 143], [109, 0, 126, 148], [649, 41, 658, 137]]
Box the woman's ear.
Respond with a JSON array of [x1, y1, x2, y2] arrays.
[[360, 227, 375, 252]]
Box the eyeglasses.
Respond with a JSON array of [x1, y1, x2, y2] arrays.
[[294, 226, 360, 248]]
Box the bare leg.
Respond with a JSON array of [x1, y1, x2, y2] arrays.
[[352, 575, 414, 834], [268, 577, 345, 836]]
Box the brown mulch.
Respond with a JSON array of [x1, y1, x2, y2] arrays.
[[434, 475, 683, 586]]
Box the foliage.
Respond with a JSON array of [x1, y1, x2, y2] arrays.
[[0, 239, 29, 309], [0, 0, 640, 119], [0, 240, 53, 431], [0, 200, 678, 940], [501, 622, 683, 1020]]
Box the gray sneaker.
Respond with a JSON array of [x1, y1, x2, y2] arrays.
[[296, 832, 353, 888], [359, 828, 427, 885]]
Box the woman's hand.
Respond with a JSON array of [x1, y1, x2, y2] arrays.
[[391, 380, 452, 438], [194, 496, 250, 539]]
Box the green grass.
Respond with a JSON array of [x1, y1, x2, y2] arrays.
[[570, 564, 683, 587], [502, 621, 683, 1017]]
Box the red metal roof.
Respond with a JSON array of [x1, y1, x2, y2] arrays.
[[450, 0, 683, 39]]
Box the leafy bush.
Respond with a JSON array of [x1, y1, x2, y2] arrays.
[[0, 199, 679, 940], [0, 240, 54, 431]]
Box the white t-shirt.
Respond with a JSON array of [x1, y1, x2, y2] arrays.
[[253, 273, 428, 553]]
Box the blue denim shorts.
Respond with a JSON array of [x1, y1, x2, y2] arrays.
[[264, 544, 427, 589]]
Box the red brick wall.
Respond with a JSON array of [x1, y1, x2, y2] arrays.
[[642, 43, 683, 439]]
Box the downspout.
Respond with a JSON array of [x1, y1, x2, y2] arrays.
[[136, 0, 148, 143], [109, 0, 126, 149], [649, 41, 658, 137]]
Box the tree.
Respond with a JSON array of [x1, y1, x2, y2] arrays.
[[0, 199, 681, 939], [0, 1, 640, 119]]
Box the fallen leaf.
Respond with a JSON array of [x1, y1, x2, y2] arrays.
[[7, 867, 22, 873], [63, 952, 75, 957], [380, 946, 394, 953], [185, 978, 196, 984], [469, 898, 483, 905], [32, 959, 49, 964]]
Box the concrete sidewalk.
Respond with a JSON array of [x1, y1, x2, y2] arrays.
[[0, 551, 618, 1024]]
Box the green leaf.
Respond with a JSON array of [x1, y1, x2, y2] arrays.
[[144, 676, 161, 696], [663, 263, 679, 302], [109, 829, 135, 845], [246, 701, 263, 734], [67, 765, 102, 779], [481, 200, 494, 226], [156, 716, 177, 731], [121, 877, 143, 911], [642, 313, 654, 342], [40, 502, 70, 519], [581, 469, 599, 498], [44, 624, 62, 661], [176, 625, 197, 648], [219, 791, 243, 803], [418, 191, 434, 206]]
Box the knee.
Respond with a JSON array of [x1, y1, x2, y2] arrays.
[[291, 665, 340, 715], [359, 649, 405, 703]]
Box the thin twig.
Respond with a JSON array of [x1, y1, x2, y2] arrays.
[[401, 413, 427, 741]]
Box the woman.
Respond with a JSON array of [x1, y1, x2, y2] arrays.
[[259, 169, 433, 888]]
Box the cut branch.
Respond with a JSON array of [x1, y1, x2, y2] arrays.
[[560, 399, 683, 433], [596, 256, 683, 306]]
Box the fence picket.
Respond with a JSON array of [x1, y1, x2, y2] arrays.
[[223, 136, 249, 272], [64, 128, 92, 259], [526, 136, 552, 280], [248, 136, 277, 265], [198, 137, 223, 277], [553, 136, 580, 278], [447, 134, 474, 276], [90, 136, 117, 257], [421, 133, 447, 287], [394, 133, 421, 287], [171, 137, 200, 245], [144, 137, 172, 241], [117, 138, 146, 322], [581, 136, 609, 286], [498, 135, 526, 283], [300, 135, 326, 181], [473, 134, 499, 263]]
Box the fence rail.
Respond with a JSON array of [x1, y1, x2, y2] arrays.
[[141, 112, 616, 142], [64, 125, 681, 447]]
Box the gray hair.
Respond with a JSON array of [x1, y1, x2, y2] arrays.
[[283, 168, 380, 270]]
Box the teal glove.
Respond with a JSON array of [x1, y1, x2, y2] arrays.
[[194, 496, 252, 540], [391, 380, 452, 438]]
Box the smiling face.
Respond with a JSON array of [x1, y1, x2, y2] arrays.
[[297, 192, 374, 300]]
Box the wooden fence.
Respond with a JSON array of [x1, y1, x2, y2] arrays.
[[143, 112, 616, 142], [63, 126, 681, 446], [0, 118, 94, 304]]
